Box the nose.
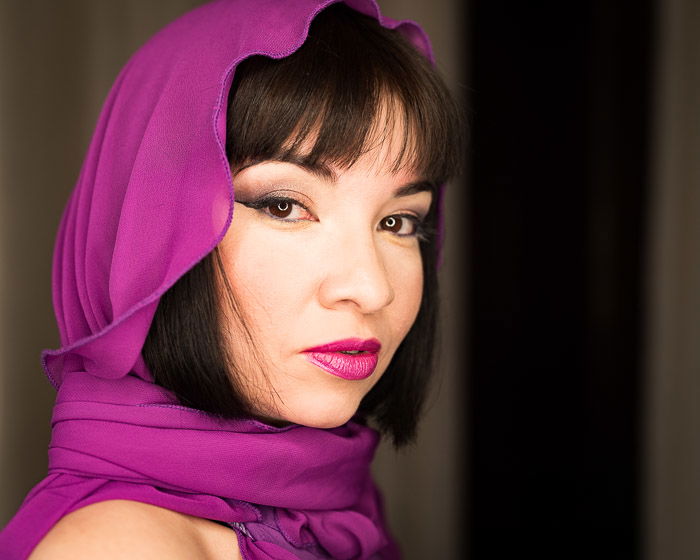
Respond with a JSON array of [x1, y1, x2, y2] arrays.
[[317, 231, 395, 314]]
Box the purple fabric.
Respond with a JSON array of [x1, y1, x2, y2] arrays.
[[0, 1, 438, 558]]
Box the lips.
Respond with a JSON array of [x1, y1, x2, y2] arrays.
[[303, 338, 381, 380]]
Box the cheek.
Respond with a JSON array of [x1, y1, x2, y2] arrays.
[[221, 221, 312, 336], [387, 247, 424, 340]]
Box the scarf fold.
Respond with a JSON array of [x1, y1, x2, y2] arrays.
[[0, 1, 435, 558]]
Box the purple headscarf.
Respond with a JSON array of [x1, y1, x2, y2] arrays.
[[0, 1, 436, 558]]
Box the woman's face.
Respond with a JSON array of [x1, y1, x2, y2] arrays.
[[218, 138, 431, 429]]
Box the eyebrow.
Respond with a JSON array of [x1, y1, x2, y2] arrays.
[[393, 180, 434, 198], [241, 155, 435, 197]]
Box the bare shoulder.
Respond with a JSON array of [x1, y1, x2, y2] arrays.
[[29, 500, 241, 560]]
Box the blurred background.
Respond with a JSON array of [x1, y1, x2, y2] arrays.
[[0, 1, 698, 559]]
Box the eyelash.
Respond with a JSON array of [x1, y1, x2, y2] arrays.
[[238, 195, 432, 241]]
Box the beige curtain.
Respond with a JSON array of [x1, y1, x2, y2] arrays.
[[645, 0, 700, 559], [0, 1, 466, 559]]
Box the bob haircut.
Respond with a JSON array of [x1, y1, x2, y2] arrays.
[[142, 3, 463, 447]]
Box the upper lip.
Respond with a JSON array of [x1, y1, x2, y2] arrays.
[[303, 338, 381, 353]]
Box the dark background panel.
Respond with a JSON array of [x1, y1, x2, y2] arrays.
[[466, 1, 653, 558]]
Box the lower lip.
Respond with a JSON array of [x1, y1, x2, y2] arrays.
[[304, 351, 379, 380]]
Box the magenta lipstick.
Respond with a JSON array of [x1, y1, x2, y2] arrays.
[[303, 338, 381, 380]]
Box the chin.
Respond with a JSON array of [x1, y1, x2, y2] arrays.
[[303, 415, 355, 429], [252, 381, 371, 429], [279, 398, 361, 430], [289, 409, 357, 429]]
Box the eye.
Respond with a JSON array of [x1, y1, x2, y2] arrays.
[[238, 195, 315, 222], [379, 214, 423, 237]]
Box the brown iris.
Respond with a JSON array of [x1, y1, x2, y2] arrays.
[[268, 200, 292, 218], [381, 215, 407, 234]]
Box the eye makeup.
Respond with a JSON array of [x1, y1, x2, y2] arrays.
[[378, 214, 431, 240], [237, 194, 314, 222]]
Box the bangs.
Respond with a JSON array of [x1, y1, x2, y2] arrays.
[[226, 2, 463, 185]]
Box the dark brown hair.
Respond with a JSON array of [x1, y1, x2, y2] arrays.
[[143, 3, 463, 447]]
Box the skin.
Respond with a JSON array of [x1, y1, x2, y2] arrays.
[[218, 141, 431, 429], [29, 501, 240, 560]]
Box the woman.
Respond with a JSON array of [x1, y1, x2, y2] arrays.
[[0, 0, 462, 558]]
